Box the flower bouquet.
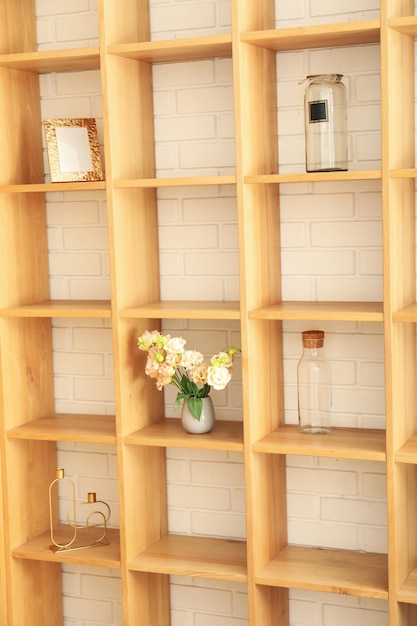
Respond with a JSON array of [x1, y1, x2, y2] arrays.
[[137, 330, 239, 420]]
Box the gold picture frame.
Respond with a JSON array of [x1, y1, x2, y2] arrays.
[[44, 118, 104, 182]]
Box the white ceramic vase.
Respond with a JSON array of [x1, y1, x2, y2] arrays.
[[181, 396, 215, 434]]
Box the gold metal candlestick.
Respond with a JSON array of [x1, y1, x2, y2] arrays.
[[49, 468, 111, 553]]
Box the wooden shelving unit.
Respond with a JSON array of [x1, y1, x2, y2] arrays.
[[0, 300, 112, 318], [0, 0, 416, 624], [108, 34, 233, 63], [249, 300, 384, 321], [245, 170, 382, 182], [120, 300, 241, 320], [128, 534, 247, 582], [255, 546, 388, 599], [7, 414, 117, 444], [125, 418, 244, 451], [12, 526, 121, 567], [240, 19, 381, 50], [253, 425, 387, 461]]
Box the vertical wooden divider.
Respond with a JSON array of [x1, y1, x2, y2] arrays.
[[0, 0, 62, 623], [382, 1, 417, 624], [232, 1, 289, 624], [100, 0, 170, 623]]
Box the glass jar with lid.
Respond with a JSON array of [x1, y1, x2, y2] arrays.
[[304, 74, 347, 172]]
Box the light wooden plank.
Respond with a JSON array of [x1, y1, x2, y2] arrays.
[[0, 47, 100, 73], [245, 170, 381, 184], [256, 545, 388, 599], [113, 175, 236, 188], [249, 301, 383, 322], [393, 302, 417, 321], [241, 20, 380, 51], [108, 34, 232, 63], [253, 425, 386, 461], [129, 534, 247, 582], [8, 414, 116, 444], [390, 16, 417, 37], [0, 447, 7, 626], [391, 168, 417, 178], [12, 526, 120, 567], [398, 567, 417, 604], [120, 300, 240, 320], [1, 300, 111, 318], [382, 11, 417, 619], [101, 7, 171, 621], [125, 418, 244, 451], [0, 182, 106, 193], [395, 434, 417, 464]]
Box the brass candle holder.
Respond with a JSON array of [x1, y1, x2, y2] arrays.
[[49, 468, 111, 553]]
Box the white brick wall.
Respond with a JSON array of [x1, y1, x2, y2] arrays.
[[33, 0, 408, 623]]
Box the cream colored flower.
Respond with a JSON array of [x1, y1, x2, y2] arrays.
[[145, 353, 160, 379], [181, 350, 204, 370], [137, 329, 160, 350], [210, 351, 234, 369], [190, 362, 208, 384], [165, 336, 186, 355], [207, 365, 232, 390], [165, 351, 182, 367], [137, 330, 239, 416], [156, 362, 175, 389]]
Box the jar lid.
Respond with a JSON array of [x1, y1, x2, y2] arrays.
[[305, 74, 343, 82], [302, 330, 325, 348]]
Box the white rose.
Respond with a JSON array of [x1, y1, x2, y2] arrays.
[[165, 336, 186, 354], [207, 365, 231, 390]]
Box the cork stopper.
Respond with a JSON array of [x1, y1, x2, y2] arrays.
[[302, 330, 324, 349]]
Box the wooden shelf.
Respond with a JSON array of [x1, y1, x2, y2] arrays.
[[392, 302, 417, 322], [113, 175, 236, 188], [391, 168, 417, 178], [253, 425, 386, 461], [398, 567, 417, 604], [390, 16, 417, 37], [245, 170, 381, 184], [241, 20, 380, 52], [1, 300, 111, 318], [120, 300, 240, 320], [125, 418, 244, 451], [129, 534, 247, 582], [108, 34, 232, 63], [0, 47, 100, 73], [8, 415, 116, 444], [395, 435, 417, 464], [255, 545, 388, 599], [0, 182, 106, 193], [13, 526, 120, 567], [249, 301, 383, 322]]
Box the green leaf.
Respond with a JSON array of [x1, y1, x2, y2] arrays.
[[199, 383, 211, 398], [187, 396, 202, 420], [174, 392, 188, 410]]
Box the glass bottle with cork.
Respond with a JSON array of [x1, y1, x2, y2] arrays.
[[297, 330, 332, 434]]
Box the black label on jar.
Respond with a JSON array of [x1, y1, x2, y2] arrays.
[[309, 100, 328, 123]]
